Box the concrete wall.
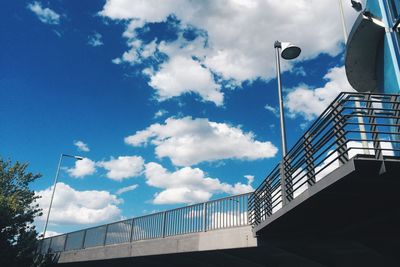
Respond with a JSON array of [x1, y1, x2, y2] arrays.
[[57, 226, 257, 263]]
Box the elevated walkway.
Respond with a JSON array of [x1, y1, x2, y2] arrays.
[[41, 93, 400, 266]]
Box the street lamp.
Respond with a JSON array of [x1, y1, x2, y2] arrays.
[[42, 153, 83, 239], [274, 41, 301, 157]]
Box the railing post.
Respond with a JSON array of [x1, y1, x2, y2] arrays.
[[304, 132, 316, 186], [48, 237, 53, 254], [280, 157, 292, 205], [63, 234, 68, 252], [366, 95, 383, 161], [354, 98, 370, 155], [129, 218, 135, 242], [103, 224, 109, 246], [331, 101, 348, 165], [162, 211, 167, 238], [202, 202, 207, 232], [279, 162, 286, 206], [81, 230, 86, 250], [265, 179, 273, 217]]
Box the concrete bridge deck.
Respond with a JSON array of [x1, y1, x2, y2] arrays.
[[57, 226, 257, 264]]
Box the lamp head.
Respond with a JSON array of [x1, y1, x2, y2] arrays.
[[351, 0, 362, 12], [280, 42, 301, 60]]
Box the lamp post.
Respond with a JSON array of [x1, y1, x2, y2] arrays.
[[274, 41, 301, 206], [42, 153, 83, 239], [274, 41, 301, 157]]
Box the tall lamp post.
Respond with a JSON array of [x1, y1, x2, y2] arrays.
[[42, 153, 83, 239], [274, 41, 301, 206], [274, 41, 301, 157]]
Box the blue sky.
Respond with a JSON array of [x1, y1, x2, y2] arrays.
[[1, 0, 360, 236]]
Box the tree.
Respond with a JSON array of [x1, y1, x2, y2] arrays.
[[0, 158, 53, 267]]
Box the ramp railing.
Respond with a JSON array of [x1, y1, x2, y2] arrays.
[[248, 92, 400, 226], [40, 192, 251, 254], [40, 92, 400, 254]]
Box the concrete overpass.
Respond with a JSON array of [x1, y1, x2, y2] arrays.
[[42, 92, 400, 266]]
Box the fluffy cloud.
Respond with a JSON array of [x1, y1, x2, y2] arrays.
[[144, 162, 254, 204], [100, 0, 360, 104], [125, 117, 277, 166], [88, 32, 104, 47], [148, 55, 223, 105], [27, 2, 60, 25], [116, 184, 139, 195], [66, 158, 96, 178], [97, 156, 144, 181], [285, 66, 355, 120], [36, 183, 122, 225], [74, 140, 90, 152]]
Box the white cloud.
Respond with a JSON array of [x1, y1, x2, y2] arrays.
[[36, 182, 122, 225], [286, 66, 355, 121], [88, 32, 104, 47], [97, 156, 144, 181], [27, 1, 60, 25], [148, 55, 223, 106], [100, 0, 360, 104], [264, 104, 279, 118], [66, 158, 96, 178], [154, 109, 168, 119], [144, 162, 254, 204], [116, 184, 139, 195], [74, 140, 90, 152], [125, 117, 278, 166]]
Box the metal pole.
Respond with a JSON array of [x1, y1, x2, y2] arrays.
[[338, 0, 348, 43], [337, 1, 370, 154], [275, 41, 290, 206], [274, 41, 287, 157], [42, 153, 63, 239]]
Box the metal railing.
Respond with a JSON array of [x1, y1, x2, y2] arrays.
[[40, 92, 400, 254], [40, 192, 251, 254], [249, 92, 400, 225]]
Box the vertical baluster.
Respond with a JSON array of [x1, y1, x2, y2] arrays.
[[331, 100, 349, 165], [162, 212, 167, 238], [304, 132, 316, 187], [366, 95, 383, 161], [202, 202, 207, 232], [103, 225, 109, 246]]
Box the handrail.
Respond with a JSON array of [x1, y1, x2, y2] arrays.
[[249, 92, 400, 225], [40, 192, 252, 254]]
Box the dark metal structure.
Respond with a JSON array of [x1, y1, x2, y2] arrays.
[[249, 92, 400, 227]]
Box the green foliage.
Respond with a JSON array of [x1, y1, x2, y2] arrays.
[[0, 158, 54, 267]]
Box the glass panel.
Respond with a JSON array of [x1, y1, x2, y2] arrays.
[[84, 226, 106, 248], [40, 238, 51, 254], [105, 220, 132, 245], [65, 231, 85, 251], [49, 235, 66, 252]]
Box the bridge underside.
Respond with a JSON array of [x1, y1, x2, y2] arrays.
[[58, 244, 370, 267], [254, 156, 400, 266]]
